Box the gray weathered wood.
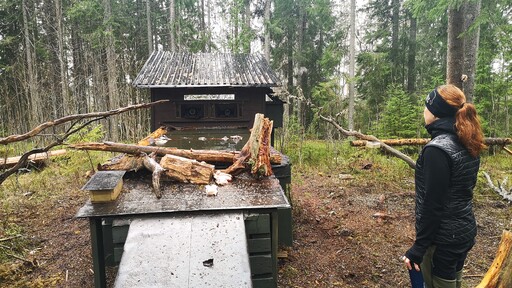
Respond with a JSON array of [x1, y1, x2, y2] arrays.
[[114, 212, 251, 288]]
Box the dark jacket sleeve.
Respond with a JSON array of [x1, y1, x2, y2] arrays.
[[405, 146, 452, 264]]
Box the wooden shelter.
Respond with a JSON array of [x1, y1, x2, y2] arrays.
[[133, 50, 284, 133]]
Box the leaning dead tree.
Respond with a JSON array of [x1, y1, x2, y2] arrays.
[[319, 115, 416, 169], [0, 100, 168, 185]]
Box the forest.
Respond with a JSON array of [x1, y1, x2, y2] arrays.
[[0, 0, 510, 142], [1, 0, 512, 287]]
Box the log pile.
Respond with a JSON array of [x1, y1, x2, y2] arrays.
[[70, 113, 276, 198]]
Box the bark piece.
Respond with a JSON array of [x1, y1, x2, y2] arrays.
[[223, 113, 274, 176], [477, 230, 512, 288], [160, 154, 214, 184]]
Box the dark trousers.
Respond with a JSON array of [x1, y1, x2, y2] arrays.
[[420, 244, 471, 287]]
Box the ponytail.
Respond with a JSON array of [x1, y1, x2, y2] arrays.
[[437, 85, 487, 157], [455, 103, 487, 157]]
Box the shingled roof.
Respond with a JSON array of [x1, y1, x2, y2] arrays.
[[133, 50, 281, 88]]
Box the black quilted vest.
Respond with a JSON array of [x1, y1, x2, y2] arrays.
[[415, 133, 480, 245]]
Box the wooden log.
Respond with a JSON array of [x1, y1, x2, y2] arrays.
[[224, 113, 273, 176], [70, 142, 282, 165], [350, 137, 512, 147], [0, 149, 67, 169], [98, 154, 145, 171], [477, 230, 512, 288], [160, 154, 214, 184], [143, 154, 165, 198]]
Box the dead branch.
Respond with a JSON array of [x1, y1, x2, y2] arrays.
[[0, 100, 168, 145], [142, 153, 165, 198], [483, 172, 512, 202], [319, 115, 416, 169], [69, 142, 282, 165], [0, 101, 167, 185]]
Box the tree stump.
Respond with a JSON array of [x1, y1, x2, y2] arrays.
[[223, 113, 273, 177]]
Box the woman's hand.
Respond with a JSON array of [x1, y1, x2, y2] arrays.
[[401, 255, 420, 271]]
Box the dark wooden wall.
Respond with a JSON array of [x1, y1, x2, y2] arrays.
[[150, 87, 278, 131]]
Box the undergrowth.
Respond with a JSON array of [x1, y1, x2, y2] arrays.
[[0, 129, 510, 286], [0, 125, 110, 279]]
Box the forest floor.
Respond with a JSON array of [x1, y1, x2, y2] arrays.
[[0, 149, 511, 287]]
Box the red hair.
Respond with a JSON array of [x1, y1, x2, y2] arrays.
[[437, 85, 487, 157]]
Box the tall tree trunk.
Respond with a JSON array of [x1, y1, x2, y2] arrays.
[[200, 0, 206, 52], [446, 4, 465, 89], [147, 0, 153, 54], [207, 0, 211, 52], [169, 0, 176, 51], [22, 0, 39, 126], [390, 0, 400, 83], [264, 0, 271, 62], [244, 0, 251, 53], [103, 0, 119, 140], [407, 12, 417, 94], [55, 0, 71, 116], [463, 0, 481, 103], [348, 0, 356, 131]]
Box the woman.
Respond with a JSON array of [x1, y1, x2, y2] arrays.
[[402, 84, 486, 288]]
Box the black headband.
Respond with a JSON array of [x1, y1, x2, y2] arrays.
[[425, 88, 458, 118]]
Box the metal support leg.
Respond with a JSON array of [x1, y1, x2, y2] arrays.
[[90, 217, 106, 288]]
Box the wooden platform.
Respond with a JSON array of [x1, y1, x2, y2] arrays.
[[114, 212, 251, 288]]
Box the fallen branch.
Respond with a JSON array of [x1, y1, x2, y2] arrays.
[[319, 115, 416, 169], [70, 142, 282, 165], [142, 153, 165, 198], [483, 172, 512, 202], [0, 101, 167, 186]]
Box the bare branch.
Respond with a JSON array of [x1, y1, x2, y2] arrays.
[[319, 114, 416, 169], [0, 100, 168, 145], [0, 101, 168, 185]]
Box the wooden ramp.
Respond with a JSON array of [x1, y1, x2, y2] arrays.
[[114, 212, 252, 288]]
